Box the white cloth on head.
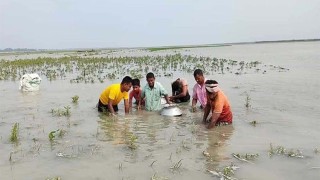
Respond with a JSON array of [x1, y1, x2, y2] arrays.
[[205, 83, 220, 93]]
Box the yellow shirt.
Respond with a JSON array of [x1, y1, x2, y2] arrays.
[[99, 84, 129, 105]]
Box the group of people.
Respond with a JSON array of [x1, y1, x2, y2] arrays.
[[97, 69, 233, 129]]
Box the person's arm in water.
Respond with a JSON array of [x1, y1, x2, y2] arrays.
[[138, 89, 145, 110], [192, 98, 197, 112], [202, 102, 211, 123], [129, 91, 134, 108], [191, 85, 197, 112], [207, 112, 221, 129], [107, 98, 116, 115], [124, 99, 130, 114], [164, 94, 171, 104]]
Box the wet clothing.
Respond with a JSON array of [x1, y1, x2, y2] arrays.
[[97, 99, 119, 112], [192, 81, 207, 107], [98, 84, 129, 112], [142, 82, 168, 111], [209, 90, 233, 124]]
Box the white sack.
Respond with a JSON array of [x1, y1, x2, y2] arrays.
[[19, 73, 42, 91]]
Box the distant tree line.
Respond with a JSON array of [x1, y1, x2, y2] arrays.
[[0, 48, 47, 52]]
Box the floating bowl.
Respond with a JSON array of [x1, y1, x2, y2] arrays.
[[160, 105, 182, 117]]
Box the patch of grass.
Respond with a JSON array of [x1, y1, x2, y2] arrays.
[[51, 106, 71, 117], [170, 159, 182, 172], [125, 133, 138, 150], [49, 129, 65, 141], [71, 95, 79, 103], [269, 143, 304, 158], [250, 120, 257, 126], [10, 123, 19, 143]]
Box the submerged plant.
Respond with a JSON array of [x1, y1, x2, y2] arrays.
[[268, 143, 304, 158], [151, 173, 168, 180], [232, 153, 259, 163], [71, 95, 79, 103], [170, 159, 182, 172], [245, 92, 251, 108], [125, 133, 138, 149], [10, 123, 19, 143], [250, 120, 257, 126], [49, 129, 64, 141], [207, 163, 240, 180], [51, 106, 71, 117]]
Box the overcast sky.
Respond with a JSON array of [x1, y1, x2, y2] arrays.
[[1, 0, 319, 49]]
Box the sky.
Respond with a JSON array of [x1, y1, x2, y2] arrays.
[[1, 0, 319, 49]]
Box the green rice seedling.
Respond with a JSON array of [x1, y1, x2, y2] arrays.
[[150, 160, 157, 167], [208, 163, 239, 180], [71, 95, 79, 103], [170, 159, 182, 172], [245, 92, 251, 108], [49, 129, 60, 141], [232, 153, 259, 163], [63, 106, 71, 116], [250, 120, 257, 126], [268, 143, 304, 158], [9, 151, 13, 162], [151, 173, 168, 180], [223, 166, 234, 177], [10, 123, 19, 143], [126, 133, 138, 150]]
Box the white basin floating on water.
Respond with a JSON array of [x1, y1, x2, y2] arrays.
[[160, 104, 182, 117]]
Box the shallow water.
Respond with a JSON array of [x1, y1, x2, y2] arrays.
[[1, 42, 320, 180]]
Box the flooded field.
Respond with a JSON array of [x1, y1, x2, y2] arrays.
[[0, 41, 319, 180]]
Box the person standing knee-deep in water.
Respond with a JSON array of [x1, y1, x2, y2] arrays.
[[97, 76, 132, 115], [191, 69, 207, 112], [129, 78, 144, 109], [202, 80, 233, 129], [138, 72, 171, 111]]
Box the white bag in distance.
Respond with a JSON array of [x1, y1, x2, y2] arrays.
[[19, 73, 42, 91]]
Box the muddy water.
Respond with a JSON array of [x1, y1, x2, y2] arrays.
[[1, 42, 320, 180]]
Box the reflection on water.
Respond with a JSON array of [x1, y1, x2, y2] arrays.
[[204, 125, 234, 169]]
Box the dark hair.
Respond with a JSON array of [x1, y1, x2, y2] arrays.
[[146, 72, 155, 79], [121, 76, 133, 84], [205, 80, 218, 85], [172, 80, 181, 91], [132, 78, 140, 86], [193, 69, 203, 77]]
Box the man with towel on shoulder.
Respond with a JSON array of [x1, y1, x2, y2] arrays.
[[202, 80, 233, 129]]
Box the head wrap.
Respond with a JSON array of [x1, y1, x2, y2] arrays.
[[205, 83, 220, 93]]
